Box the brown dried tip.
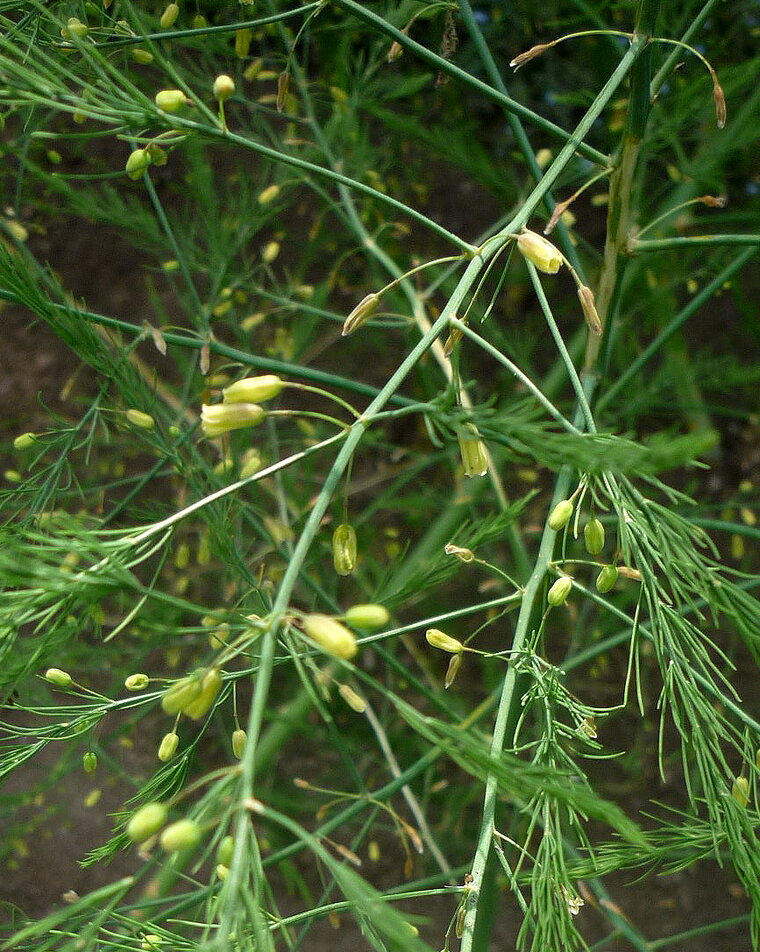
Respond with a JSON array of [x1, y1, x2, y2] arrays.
[[544, 198, 572, 235], [577, 286, 602, 336], [276, 70, 290, 112], [510, 42, 552, 70], [387, 40, 403, 63], [712, 76, 726, 129], [698, 194, 727, 208]]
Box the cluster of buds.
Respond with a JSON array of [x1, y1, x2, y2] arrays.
[[425, 629, 464, 689], [126, 803, 204, 854], [161, 668, 223, 720], [201, 374, 284, 438], [125, 143, 168, 181]]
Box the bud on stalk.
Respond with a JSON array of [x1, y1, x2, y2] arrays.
[[332, 523, 357, 576], [302, 614, 358, 660]]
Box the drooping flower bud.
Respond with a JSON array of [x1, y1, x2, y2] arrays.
[[731, 776, 749, 807], [583, 518, 605, 555], [13, 432, 36, 450], [258, 184, 281, 205], [83, 752, 98, 774], [231, 728, 247, 759], [261, 241, 280, 263], [132, 48, 154, 65], [332, 523, 357, 576], [595, 564, 619, 594], [213, 75, 235, 102], [63, 17, 89, 40], [444, 542, 475, 563], [125, 148, 151, 181], [158, 732, 180, 762], [239, 449, 262, 479], [127, 802, 168, 843], [126, 409, 156, 429], [45, 667, 73, 688], [222, 375, 283, 404], [547, 577, 572, 606], [458, 424, 488, 477], [517, 230, 563, 274], [425, 629, 464, 654], [235, 28, 253, 58], [182, 668, 223, 720], [343, 604, 390, 629], [159, 3, 179, 28], [548, 499, 574, 531], [444, 652, 463, 689], [155, 89, 187, 113], [125, 673, 150, 691], [302, 614, 358, 660], [161, 672, 204, 715], [342, 293, 379, 336], [217, 835, 235, 867], [577, 286, 602, 335], [201, 402, 265, 437], [160, 818, 202, 852], [338, 683, 367, 713]]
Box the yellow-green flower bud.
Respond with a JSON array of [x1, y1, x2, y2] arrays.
[[444, 652, 462, 689], [261, 241, 280, 263], [342, 293, 380, 336], [222, 375, 284, 405], [158, 732, 179, 762], [141, 935, 163, 951], [126, 409, 155, 430], [458, 424, 488, 477], [13, 432, 36, 450], [731, 776, 749, 808], [146, 144, 168, 167], [548, 499, 574, 531], [155, 89, 187, 112], [217, 835, 235, 866], [213, 75, 235, 102], [547, 577, 572, 607], [517, 230, 563, 274], [595, 564, 619, 594], [216, 863, 229, 880], [231, 728, 247, 759], [584, 518, 605, 555], [302, 614, 358, 660], [338, 684, 366, 713], [235, 28, 253, 58], [258, 184, 281, 205], [239, 449, 262, 479], [125, 673, 150, 691], [125, 148, 151, 181], [159, 3, 179, 28], [332, 523, 357, 576], [201, 402, 265, 437], [63, 17, 89, 40], [344, 604, 390, 629], [159, 818, 202, 853], [182, 668, 223, 720], [45, 667, 73, 688], [83, 752, 98, 774], [132, 48, 154, 65], [444, 542, 476, 562], [161, 672, 204, 715], [127, 802, 168, 843], [425, 629, 464, 654]]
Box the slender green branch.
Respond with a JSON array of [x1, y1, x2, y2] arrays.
[[632, 235, 760, 250]]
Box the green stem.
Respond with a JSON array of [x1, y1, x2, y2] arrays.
[[633, 235, 760, 250]]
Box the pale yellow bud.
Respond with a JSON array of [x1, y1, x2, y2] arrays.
[[181, 668, 223, 720], [547, 577, 572, 606], [261, 240, 280, 263], [343, 604, 390, 629], [222, 375, 283, 404], [158, 732, 179, 762], [125, 409, 155, 429], [127, 802, 168, 843], [302, 614, 358, 660], [200, 402, 265, 437], [45, 667, 73, 688], [125, 673, 150, 690], [213, 75, 235, 102], [231, 728, 247, 759], [13, 432, 36, 450], [548, 499, 574, 531], [517, 230, 563, 274], [160, 818, 202, 852], [159, 3, 179, 28], [458, 424, 488, 477], [425, 629, 464, 654], [731, 776, 749, 807], [258, 184, 281, 205], [332, 523, 357, 576], [155, 89, 187, 113], [577, 286, 602, 335], [338, 683, 366, 713]]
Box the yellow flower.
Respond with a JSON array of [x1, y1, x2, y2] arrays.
[[517, 230, 563, 274], [201, 402, 265, 437]]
